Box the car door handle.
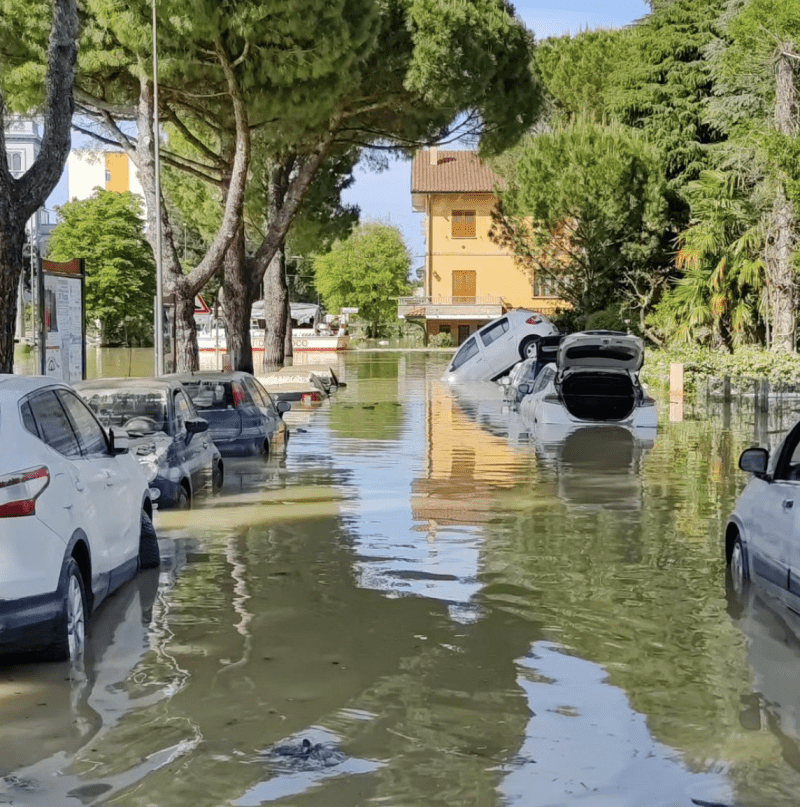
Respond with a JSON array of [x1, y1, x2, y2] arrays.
[[71, 471, 85, 492], [104, 470, 114, 486], [783, 499, 794, 509]]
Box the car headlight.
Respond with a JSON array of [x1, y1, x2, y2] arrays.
[[140, 459, 159, 483]]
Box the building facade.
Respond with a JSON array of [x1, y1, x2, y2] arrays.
[[3, 117, 57, 255], [399, 147, 564, 345], [67, 149, 144, 201]]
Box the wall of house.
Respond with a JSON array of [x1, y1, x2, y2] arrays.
[[68, 151, 107, 201], [104, 152, 129, 193], [428, 193, 559, 311]]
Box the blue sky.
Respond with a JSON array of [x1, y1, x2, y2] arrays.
[[341, 0, 651, 268]]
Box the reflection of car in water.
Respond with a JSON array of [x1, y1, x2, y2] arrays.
[[76, 377, 223, 509], [727, 583, 800, 773], [519, 331, 657, 429], [532, 423, 655, 510], [444, 310, 560, 384]]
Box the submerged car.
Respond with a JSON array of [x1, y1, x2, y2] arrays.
[[75, 377, 223, 509], [260, 367, 328, 404], [499, 335, 563, 409], [518, 330, 657, 429], [444, 310, 560, 384], [725, 419, 800, 605], [0, 375, 157, 662], [165, 370, 290, 458]]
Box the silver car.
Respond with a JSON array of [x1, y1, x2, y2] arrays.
[[444, 309, 560, 383]]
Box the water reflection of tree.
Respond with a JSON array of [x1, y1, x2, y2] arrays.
[[480, 411, 800, 801]]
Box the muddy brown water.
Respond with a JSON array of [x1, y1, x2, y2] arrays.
[[4, 350, 800, 806]]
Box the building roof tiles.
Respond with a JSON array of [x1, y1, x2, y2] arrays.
[[411, 149, 505, 194]]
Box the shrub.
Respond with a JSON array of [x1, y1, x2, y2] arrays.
[[429, 331, 454, 347]]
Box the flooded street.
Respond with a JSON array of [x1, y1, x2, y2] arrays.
[[4, 350, 800, 806]]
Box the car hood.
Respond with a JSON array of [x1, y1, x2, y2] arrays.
[[556, 331, 644, 372]]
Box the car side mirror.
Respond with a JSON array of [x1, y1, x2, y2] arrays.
[[277, 400, 291, 415], [184, 417, 208, 443], [739, 447, 769, 476], [108, 428, 129, 455], [518, 382, 532, 396]]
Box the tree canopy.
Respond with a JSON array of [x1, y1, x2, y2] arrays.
[[48, 190, 157, 345], [313, 222, 411, 337]]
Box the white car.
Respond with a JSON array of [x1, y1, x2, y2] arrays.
[[443, 310, 560, 383], [0, 375, 157, 662], [518, 330, 658, 429], [726, 420, 800, 605]]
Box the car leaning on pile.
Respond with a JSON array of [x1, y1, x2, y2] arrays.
[[726, 419, 800, 605], [0, 375, 158, 662], [75, 377, 223, 509], [443, 309, 560, 384], [165, 371, 290, 458]]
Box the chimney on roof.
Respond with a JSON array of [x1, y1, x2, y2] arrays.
[[429, 146, 438, 166]]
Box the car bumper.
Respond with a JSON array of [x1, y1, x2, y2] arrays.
[[0, 591, 62, 655]]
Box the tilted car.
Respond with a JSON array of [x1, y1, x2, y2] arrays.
[[0, 375, 157, 662], [443, 309, 560, 383], [726, 420, 800, 604], [75, 377, 223, 509], [165, 370, 290, 458], [518, 331, 658, 429]]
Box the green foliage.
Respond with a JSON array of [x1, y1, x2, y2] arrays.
[[641, 344, 800, 390], [585, 307, 629, 332], [607, 0, 727, 188], [428, 331, 454, 347], [650, 169, 764, 350], [535, 30, 622, 124], [48, 191, 157, 346], [313, 223, 411, 337], [492, 121, 670, 322]]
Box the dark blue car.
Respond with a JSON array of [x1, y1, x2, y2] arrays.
[[75, 377, 223, 509], [165, 371, 290, 458]]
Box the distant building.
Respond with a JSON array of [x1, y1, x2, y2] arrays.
[[3, 116, 57, 255], [67, 149, 143, 201], [399, 147, 566, 345]]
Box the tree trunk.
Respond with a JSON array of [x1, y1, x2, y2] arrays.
[[284, 294, 294, 361], [768, 47, 799, 353], [0, 0, 78, 373], [221, 228, 255, 373], [261, 243, 288, 371]]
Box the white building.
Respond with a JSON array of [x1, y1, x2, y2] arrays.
[[67, 149, 144, 201], [3, 116, 57, 255]]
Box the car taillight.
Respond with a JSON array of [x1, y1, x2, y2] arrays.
[[301, 392, 321, 404], [0, 466, 50, 518], [525, 315, 542, 324], [232, 382, 245, 408]]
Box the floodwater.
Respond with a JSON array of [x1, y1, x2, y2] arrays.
[[4, 349, 800, 807]]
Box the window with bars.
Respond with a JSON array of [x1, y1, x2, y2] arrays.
[[8, 152, 22, 174], [451, 210, 476, 238], [533, 272, 561, 298]]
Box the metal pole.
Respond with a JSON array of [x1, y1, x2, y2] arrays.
[[152, 0, 164, 377]]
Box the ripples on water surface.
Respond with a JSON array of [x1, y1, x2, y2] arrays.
[[4, 350, 800, 806]]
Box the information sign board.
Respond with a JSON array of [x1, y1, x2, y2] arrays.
[[39, 258, 86, 383]]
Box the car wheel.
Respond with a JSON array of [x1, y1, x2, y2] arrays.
[[212, 461, 224, 491], [519, 336, 539, 360], [46, 559, 87, 662], [176, 485, 191, 510], [139, 511, 160, 569], [729, 537, 748, 596]]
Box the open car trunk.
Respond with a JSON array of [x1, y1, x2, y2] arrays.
[[560, 371, 636, 421]]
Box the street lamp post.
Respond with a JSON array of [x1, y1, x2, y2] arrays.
[[152, 0, 164, 376]]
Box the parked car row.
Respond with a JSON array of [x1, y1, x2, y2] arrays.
[[0, 369, 295, 663]]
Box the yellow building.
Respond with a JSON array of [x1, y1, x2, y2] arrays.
[[67, 149, 144, 201], [399, 147, 564, 345]]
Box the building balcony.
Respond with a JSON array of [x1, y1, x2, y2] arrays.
[[397, 295, 507, 321]]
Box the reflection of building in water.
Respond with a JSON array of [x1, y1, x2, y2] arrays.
[[412, 380, 536, 532]]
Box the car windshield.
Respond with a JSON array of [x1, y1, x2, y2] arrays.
[[82, 388, 168, 435], [181, 380, 233, 410]]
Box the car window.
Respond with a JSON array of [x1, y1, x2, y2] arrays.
[[20, 400, 40, 438], [242, 376, 265, 407], [182, 380, 227, 410], [58, 390, 109, 456], [174, 390, 193, 432], [480, 317, 509, 347], [450, 337, 479, 371], [82, 387, 167, 433], [531, 365, 555, 394], [255, 380, 276, 409], [27, 390, 81, 458]]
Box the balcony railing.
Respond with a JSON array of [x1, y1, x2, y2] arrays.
[[398, 295, 507, 320]]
